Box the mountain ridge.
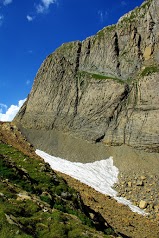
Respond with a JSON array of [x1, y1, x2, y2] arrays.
[[14, 0, 159, 157]]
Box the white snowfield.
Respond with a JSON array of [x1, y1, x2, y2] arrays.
[[36, 149, 147, 215]]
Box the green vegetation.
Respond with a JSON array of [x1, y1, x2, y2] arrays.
[[78, 70, 118, 81], [78, 70, 133, 85], [119, 0, 152, 26], [126, 12, 136, 22], [56, 42, 75, 54], [91, 73, 124, 83], [119, 11, 137, 25], [0, 142, 116, 237], [96, 29, 105, 40], [140, 0, 152, 9], [140, 66, 159, 77], [91, 73, 111, 80], [106, 25, 116, 32], [61, 42, 74, 50], [93, 25, 116, 42]]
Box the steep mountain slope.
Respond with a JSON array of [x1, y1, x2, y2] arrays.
[[14, 0, 159, 156], [1, 123, 159, 238]]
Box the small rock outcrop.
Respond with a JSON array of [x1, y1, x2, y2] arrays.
[[14, 0, 159, 155]]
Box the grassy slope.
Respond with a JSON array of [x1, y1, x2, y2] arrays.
[[0, 123, 117, 238]]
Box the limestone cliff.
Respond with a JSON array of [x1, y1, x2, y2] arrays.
[[14, 0, 159, 154]]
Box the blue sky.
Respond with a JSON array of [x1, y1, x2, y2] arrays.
[[0, 0, 144, 121]]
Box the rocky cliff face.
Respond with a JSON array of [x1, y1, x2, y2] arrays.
[[15, 0, 159, 154]]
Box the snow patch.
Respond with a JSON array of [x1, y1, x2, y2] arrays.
[[36, 149, 147, 215]]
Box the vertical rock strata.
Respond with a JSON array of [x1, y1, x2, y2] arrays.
[[15, 0, 159, 153]]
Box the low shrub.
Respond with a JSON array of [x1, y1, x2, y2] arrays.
[[141, 66, 159, 77]]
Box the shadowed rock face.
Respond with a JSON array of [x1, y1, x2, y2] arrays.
[[14, 0, 159, 155]]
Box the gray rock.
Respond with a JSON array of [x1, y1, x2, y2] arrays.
[[14, 0, 159, 155], [0, 192, 5, 197], [61, 192, 72, 199]]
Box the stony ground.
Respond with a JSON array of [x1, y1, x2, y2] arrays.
[[113, 172, 159, 220], [57, 171, 159, 238]]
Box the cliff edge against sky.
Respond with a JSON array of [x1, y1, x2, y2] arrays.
[[14, 0, 159, 158]]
